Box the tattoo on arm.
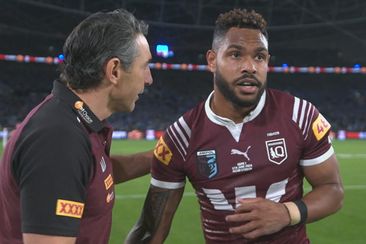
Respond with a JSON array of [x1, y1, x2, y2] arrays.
[[143, 189, 171, 234], [125, 186, 183, 244]]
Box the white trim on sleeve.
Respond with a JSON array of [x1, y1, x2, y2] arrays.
[[300, 146, 334, 166], [151, 178, 185, 189]]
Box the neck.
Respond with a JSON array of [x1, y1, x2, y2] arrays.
[[211, 91, 255, 123]]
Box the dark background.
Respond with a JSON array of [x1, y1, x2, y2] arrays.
[[0, 0, 365, 131]]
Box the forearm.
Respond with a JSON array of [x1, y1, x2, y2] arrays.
[[111, 150, 153, 184], [125, 186, 184, 244], [302, 182, 344, 223]]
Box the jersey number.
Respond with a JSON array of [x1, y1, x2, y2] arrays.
[[202, 178, 288, 210]]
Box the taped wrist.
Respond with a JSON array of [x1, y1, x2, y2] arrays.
[[283, 200, 308, 226]]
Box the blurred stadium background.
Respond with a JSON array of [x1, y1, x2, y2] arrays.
[[0, 0, 365, 243]]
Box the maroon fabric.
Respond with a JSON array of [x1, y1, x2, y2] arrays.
[[0, 81, 115, 244], [152, 89, 332, 243]]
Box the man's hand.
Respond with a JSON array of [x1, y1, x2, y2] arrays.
[[225, 198, 290, 240]]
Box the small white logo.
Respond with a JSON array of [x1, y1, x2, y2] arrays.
[[267, 131, 280, 137], [265, 138, 288, 165], [231, 146, 251, 161], [100, 156, 106, 172], [231, 146, 253, 173], [232, 162, 253, 173]]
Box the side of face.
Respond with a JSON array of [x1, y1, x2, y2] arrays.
[[207, 27, 270, 108], [109, 34, 153, 113]]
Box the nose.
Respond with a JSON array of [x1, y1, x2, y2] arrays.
[[145, 66, 153, 85], [241, 57, 257, 74]]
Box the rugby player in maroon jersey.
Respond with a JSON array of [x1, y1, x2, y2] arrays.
[[126, 8, 344, 244]]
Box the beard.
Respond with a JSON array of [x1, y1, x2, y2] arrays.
[[214, 69, 266, 108]]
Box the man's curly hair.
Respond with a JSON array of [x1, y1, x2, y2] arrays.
[[212, 9, 268, 50]]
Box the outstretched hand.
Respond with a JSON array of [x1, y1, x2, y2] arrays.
[[225, 198, 290, 240]]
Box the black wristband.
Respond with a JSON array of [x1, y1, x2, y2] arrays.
[[294, 200, 308, 224]]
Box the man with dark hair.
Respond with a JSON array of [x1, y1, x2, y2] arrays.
[[0, 9, 153, 244], [125, 9, 343, 243]]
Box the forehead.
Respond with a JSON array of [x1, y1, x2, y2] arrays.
[[221, 27, 268, 51], [135, 34, 152, 59]]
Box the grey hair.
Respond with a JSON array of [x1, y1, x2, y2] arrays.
[[59, 8, 148, 90]]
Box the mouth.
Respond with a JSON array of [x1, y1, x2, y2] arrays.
[[236, 78, 260, 93], [236, 78, 259, 87]]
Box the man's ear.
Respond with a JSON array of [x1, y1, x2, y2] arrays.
[[206, 49, 216, 73], [105, 58, 122, 85]]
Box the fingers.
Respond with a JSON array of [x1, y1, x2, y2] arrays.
[[226, 211, 254, 222], [225, 198, 289, 239], [226, 217, 264, 240]]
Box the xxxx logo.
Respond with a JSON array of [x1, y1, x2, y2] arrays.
[[56, 199, 84, 218], [104, 174, 114, 190], [154, 137, 173, 165]]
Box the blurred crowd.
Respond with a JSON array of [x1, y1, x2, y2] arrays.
[[0, 62, 365, 132]]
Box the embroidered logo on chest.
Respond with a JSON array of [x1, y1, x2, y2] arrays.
[[196, 150, 218, 179], [230, 146, 253, 173], [265, 138, 288, 165]]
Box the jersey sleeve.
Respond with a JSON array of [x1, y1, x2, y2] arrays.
[[151, 116, 191, 189], [291, 97, 334, 166], [13, 123, 92, 236]]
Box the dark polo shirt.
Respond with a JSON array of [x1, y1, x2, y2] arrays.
[[0, 80, 115, 244]]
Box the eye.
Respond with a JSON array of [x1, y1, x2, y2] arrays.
[[230, 51, 241, 58], [255, 53, 267, 61]]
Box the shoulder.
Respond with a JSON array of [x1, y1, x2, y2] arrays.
[[161, 101, 205, 161], [17, 99, 91, 163], [267, 88, 318, 130]]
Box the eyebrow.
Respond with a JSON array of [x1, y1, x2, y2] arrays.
[[226, 44, 268, 53]]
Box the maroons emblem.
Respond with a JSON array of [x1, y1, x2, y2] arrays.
[[196, 150, 218, 179], [265, 138, 288, 165]]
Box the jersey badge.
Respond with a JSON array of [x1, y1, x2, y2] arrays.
[[196, 150, 218, 179], [74, 100, 93, 124], [56, 199, 84, 218], [106, 191, 114, 203], [265, 138, 288, 165], [312, 114, 331, 141], [100, 156, 106, 173], [231, 146, 253, 173], [154, 137, 173, 165], [104, 174, 114, 190]]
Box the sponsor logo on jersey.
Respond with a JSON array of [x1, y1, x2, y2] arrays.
[[231, 146, 253, 173], [265, 138, 288, 165], [266, 131, 280, 137], [104, 174, 114, 190], [56, 199, 84, 218], [106, 191, 114, 203], [312, 114, 331, 141], [154, 137, 173, 165], [74, 101, 93, 124], [100, 156, 106, 173], [196, 150, 218, 179]]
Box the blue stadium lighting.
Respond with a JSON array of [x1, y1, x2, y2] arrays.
[[282, 63, 288, 68], [156, 44, 174, 58], [58, 54, 64, 60], [353, 64, 361, 69]]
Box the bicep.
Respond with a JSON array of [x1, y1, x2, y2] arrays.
[[23, 233, 76, 244], [303, 153, 342, 188]]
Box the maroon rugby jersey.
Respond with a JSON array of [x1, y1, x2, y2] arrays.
[[0, 81, 115, 244], [151, 89, 334, 243]]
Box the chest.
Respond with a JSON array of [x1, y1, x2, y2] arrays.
[[184, 121, 303, 197], [83, 133, 115, 216]]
